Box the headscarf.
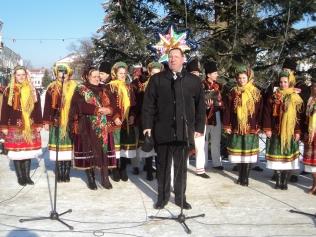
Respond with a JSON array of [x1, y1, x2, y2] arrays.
[[147, 61, 164, 75]]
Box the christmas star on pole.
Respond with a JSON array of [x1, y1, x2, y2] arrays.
[[153, 26, 190, 62]]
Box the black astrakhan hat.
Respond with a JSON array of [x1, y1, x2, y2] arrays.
[[204, 60, 218, 74], [99, 61, 112, 74], [282, 58, 297, 71], [186, 58, 201, 73]]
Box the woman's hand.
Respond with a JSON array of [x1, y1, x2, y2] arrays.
[[1, 129, 8, 136], [44, 124, 49, 131], [294, 133, 300, 142], [225, 128, 232, 134], [98, 107, 111, 115], [265, 131, 272, 138], [114, 118, 122, 126]]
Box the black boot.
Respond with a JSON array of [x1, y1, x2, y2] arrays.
[[63, 161, 71, 182], [101, 161, 112, 189], [145, 157, 153, 181], [112, 168, 121, 182], [281, 171, 289, 190], [13, 160, 26, 186], [119, 157, 128, 181], [85, 169, 97, 190], [24, 159, 34, 185], [236, 164, 243, 185], [56, 161, 63, 182], [274, 170, 281, 189], [101, 175, 113, 189], [242, 163, 251, 186]]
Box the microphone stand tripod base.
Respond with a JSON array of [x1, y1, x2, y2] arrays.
[[149, 212, 205, 234], [19, 209, 73, 230], [289, 209, 316, 219]]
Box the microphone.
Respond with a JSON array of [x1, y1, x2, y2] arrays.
[[61, 72, 65, 81]]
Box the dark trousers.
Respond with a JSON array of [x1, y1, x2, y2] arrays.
[[156, 142, 188, 204]]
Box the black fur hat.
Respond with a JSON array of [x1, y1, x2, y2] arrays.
[[204, 60, 218, 74], [186, 58, 201, 73], [282, 58, 297, 71], [99, 61, 112, 74]]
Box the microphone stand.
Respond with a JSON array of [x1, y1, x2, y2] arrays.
[[289, 209, 316, 219], [20, 72, 73, 230], [149, 72, 205, 234]]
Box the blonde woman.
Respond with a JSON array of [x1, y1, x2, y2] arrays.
[[0, 66, 42, 186]]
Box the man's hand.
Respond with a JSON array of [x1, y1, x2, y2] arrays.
[[143, 129, 151, 137], [225, 128, 232, 134], [206, 99, 213, 108]]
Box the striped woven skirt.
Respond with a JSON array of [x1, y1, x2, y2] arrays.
[[303, 136, 316, 173], [265, 134, 300, 170], [227, 134, 259, 163], [73, 133, 116, 170], [113, 127, 137, 158], [48, 127, 73, 161], [4, 127, 42, 160]]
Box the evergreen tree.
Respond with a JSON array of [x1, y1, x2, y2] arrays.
[[42, 69, 53, 89], [93, 0, 315, 87], [94, 0, 162, 65]]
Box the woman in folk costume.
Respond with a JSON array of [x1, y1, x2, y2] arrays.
[[69, 68, 112, 190], [0, 66, 42, 186], [108, 62, 137, 182], [302, 76, 316, 194], [263, 71, 303, 190], [223, 65, 262, 186], [131, 61, 163, 181], [43, 63, 77, 183]]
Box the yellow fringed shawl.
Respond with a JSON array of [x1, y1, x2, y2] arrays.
[[278, 88, 303, 152], [234, 81, 261, 134], [47, 80, 77, 138], [108, 80, 131, 121]]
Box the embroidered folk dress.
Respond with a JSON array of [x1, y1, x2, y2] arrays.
[[263, 88, 303, 170], [0, 85, 42, 160], [223, 84, 262, 163], [303, 97, 316, 172]]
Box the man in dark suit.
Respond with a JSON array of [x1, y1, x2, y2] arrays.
[[142, 48, 205, 209]]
